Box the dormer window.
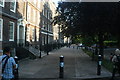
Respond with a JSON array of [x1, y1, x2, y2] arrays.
[[0, 0, 4, 7], [0, 18, 3, 41], [10, 0, 16, 13]]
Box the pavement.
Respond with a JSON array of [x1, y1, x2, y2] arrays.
[[18, 47, 117, 80]]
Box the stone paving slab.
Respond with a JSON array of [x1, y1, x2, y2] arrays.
[[18, 47, 113, 79]]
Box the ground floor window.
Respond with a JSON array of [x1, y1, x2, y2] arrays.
[[9, 21, 15, 41], [0, 18, 3, 41]]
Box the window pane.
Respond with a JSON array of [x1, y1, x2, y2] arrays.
[[32, 28, 35, 41], [10, 2, 15, 10], [9, 22, 14, 40], [33, 0, 36, 5], [27, 5, 31, 20], [0, 20, 2, 39], [0, 0, 3, 5], [10, 0, 16, 12]]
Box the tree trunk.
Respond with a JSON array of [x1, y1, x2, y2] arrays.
[[98, 32, 104, 59], [117, 36, 120, 48]]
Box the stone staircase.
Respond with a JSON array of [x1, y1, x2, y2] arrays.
[[24, 45, 47, 58]]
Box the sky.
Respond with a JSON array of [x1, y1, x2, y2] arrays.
[[52, 0, 59, 6], [51, 0, 119, 3]]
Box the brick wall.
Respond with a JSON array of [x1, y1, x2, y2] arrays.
[[2, 15, 17, 48]]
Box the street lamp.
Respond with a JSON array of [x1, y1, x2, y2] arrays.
[[46, 24, 49, 55], [58, 24, 61, 48], [39, 9, 42, 58], [46, 9, 49, 55], [46, 10, 53, 55], [39, 27, 42, 58]]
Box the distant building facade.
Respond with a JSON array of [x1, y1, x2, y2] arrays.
[[25, 0, 41, 47], [49, 1, 59, 42], [40, 0, 53, 46]]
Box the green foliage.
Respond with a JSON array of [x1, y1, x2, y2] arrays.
[[102, 59, 113, 72], [54, 2, 120, 36], [72, 35, 82, 44], [82, 49, 113, 72], [53, 2, 120, 50], [81, 36, 95, 46], [82, 49, 93, 57], [104, 41, 117, 47]]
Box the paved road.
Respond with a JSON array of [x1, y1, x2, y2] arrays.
[[19, 47, 112, 79]]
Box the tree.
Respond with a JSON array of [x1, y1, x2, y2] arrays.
[[53, 2, 120, 58]]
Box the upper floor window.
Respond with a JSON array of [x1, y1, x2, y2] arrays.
[[27, 5, 31, 20], [32, 28, 35, 41], [33, 0, 36, 5], [9, 21, 15, 41], [37, 0, 40, 9], [10, 0, 16, 13], [36, 28, 39, 41], [45, 10, 47, 18], [0, 0, 4, 7], [0, 18, 3, 41], [42, 20, 44, 29], [42, 7, 44, 16], [37, 11, 40, 25], [33, 9, 36, 22]]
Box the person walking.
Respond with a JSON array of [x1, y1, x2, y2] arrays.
[[1, 47, 16, 80], [0, 50, 3, 80], [111, 49, 120, 80]]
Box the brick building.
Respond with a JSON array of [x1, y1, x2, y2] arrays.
[[0, 0, 18, 55]]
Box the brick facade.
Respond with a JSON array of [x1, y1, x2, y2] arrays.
[[0, 1, 18, 50]]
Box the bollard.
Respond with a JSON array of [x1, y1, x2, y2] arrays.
[[14, 56, 19, 80], [92, 49, 95, 61], [97, 55, 102, 75], [59, 55, 64, 78]]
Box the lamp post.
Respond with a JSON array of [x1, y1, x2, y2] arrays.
[[39, 27, 42, 58], [46, 26, 49, 55], [39, 9, 42, 58], [58, 24, 61, 48], [46, 9, 49, 55]]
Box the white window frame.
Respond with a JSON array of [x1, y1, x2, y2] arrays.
[[26, 27, 30, 42], [42, 20, 44, 29], [27, 5, 31, 20], [33, 0, 36, 5], [32, 28, 35, 41], [46, 10, 47, 18], [37, 0, 40, 9], [42, 7, 44, 15], [10, 0, 16, 13], [0, 0, 5, 7], [37, 11, 40, 26], [0, 18, 3, 41], [36, 28, 39, 41], [9, 21, 15, 41]]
